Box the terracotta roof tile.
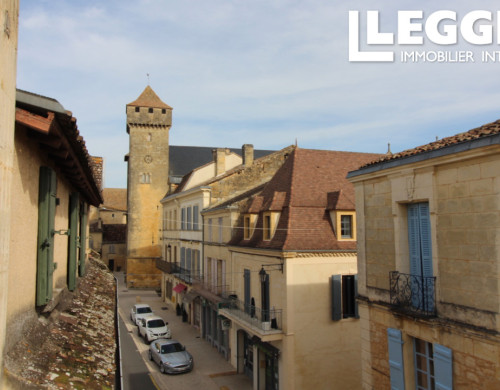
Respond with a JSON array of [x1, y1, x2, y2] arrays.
[[361, 119, 500, 168], [127, 85, 172, 109], [230, 148, 383, 251]]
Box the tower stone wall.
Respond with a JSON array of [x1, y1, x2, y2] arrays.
[[126, 87, 171, 287]]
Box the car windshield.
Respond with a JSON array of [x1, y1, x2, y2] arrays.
[[137, 307, 152, 314], [148, 319, 165, 328], [161, 343, 184, 354]]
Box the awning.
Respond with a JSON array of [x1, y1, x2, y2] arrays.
[[182, 291, 199, 304], [173, 283, 187, 293]]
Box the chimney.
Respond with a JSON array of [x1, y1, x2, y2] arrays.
[[213, 148, 226, 176], [242, 144, 254, 166]]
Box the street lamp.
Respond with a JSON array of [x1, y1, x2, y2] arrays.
[[259, 267, 267, 283]]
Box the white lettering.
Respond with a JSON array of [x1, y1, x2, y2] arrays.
[[398, 11, 423, 44], [426, 10, 457, 45], [461, 10, 492, 45], [366, 11, 394, 44]]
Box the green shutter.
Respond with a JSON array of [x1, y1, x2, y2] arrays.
[[79, 202, 88, 276], [36, 167, 57, 306], [68, 192, 79, 291]]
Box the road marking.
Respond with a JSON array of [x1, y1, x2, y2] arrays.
[[149, 373, 162, 390]]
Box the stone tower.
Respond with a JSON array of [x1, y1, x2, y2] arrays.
[[125, 86, 172, 288]]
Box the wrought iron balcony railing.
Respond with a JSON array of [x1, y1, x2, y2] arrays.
[[218, 297, 282, 331], [389, 271, 436, 317], [192, 277, 233, 298], [155, 260, 200, 284]]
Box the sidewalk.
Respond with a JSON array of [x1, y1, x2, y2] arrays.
[[115, 272, 252, 390]]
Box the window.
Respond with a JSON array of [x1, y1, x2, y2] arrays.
[[244, 216, 250, 239], [109, 244, 115, 254], [387, 330, 453, 390], [173, 210, 177, 230], [334, 211, 356, 241], [263, 214, 271, 240], [341, 215, 353, 238], [140, 173, 151, 184], [147, 133, 152, 141], [135, 106, 140, 112], [181, 208, 186, 230], [208, 218, 213, 241], [162, 108, 166, 114], [148, 107, 153, 113], [331, 274, 358, 320]]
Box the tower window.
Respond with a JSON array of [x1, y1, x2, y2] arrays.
[[162, 109, 166, 114], [147, 133, 152, 141], [135, 107, 140, 112], [148, 108, 153, 113], [140, 173, 151, 184]]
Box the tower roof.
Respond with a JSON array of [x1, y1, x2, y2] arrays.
[[127, 86, 172, 109]]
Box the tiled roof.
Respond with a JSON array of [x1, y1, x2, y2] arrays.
[[102, 224, 127, 243], [361, 119, 500, 169], [102, 188, 127, 211], [127, 85, 172, 109], [91, 157, 103, 191], [231, 148, 383, 251]]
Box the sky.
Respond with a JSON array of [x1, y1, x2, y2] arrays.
[[17, 0, 500, 188]]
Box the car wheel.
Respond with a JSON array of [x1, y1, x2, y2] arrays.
[[148, 350, 153, 361], [160, 364, 166, 374]]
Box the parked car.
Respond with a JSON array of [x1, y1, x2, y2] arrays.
[[138, 316, 171, 343], [130, 303, 154, 326], [149, 339, 193, 374]]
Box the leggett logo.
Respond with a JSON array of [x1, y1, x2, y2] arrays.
[[349, 10, 500, 63]]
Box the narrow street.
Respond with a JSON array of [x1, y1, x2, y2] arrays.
[[115, 272, 252, 390]]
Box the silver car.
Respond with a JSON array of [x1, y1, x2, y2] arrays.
[[149, 339, 193, 374]]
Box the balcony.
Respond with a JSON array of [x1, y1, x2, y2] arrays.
[[155, 260, 198, 284], [192, 278, 233, 297], [389, 271, 436, 317], [218, 297, 283, 341]]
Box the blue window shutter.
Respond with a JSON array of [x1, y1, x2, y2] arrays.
[[407, 204, 421, 276], [331, 274, 342, 321], [387, 328, 405, 390], [418, 203, 433, 278], [434, 344, 453, 390], [354, 274, 359, 319]]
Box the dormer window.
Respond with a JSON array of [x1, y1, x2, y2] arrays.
[[331, 211, 356, 241], [243, 214, 258, 240], [262, 211, 280, 241]]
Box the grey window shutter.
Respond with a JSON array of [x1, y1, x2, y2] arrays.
[[187, 207, 192, 230], [387, 328, 405, 390], [331, 274, 342, 321], [193, 205, 199, 230], [68, 192, 79, 291], [181, 208, 185, 230], [434, 344, 453, 390]]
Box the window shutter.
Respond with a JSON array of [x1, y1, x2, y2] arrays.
[[36, 167, 57, 306], [193, 205, 199, 230], [68, 192, 80, 291], [331, 274, 342, 321], [187, 207, 192, 230], [418, 203, 433, 278], [186, 248, 192, 282], [181, 208, 185, 230], [407, 204, 421, 276], [387, 328, 405, 390], [434, 344, 453, 390], [244, 269, 251, 314], [354, 274, 359, 319], [79, 202, 88, 276]]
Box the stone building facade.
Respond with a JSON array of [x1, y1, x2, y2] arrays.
[[347, 122, 500, 389]]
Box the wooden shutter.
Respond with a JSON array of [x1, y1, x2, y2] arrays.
[[434, 344, 453, 390], [331, 274, 342, 321], [181, 208, 185, 230], [68, 192, 80, 291], [187, 207, 192, 230], [407, 204, 421, 276], [193, 205, 199, 230], [244, 269, 251, 314], [79, 202, 88, 276], [36, 167, 57, 306], [418, 203, 433, 278], [387, 328, 405, 390]]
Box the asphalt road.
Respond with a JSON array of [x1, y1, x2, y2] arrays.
[[115, 273, 252, 390]]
